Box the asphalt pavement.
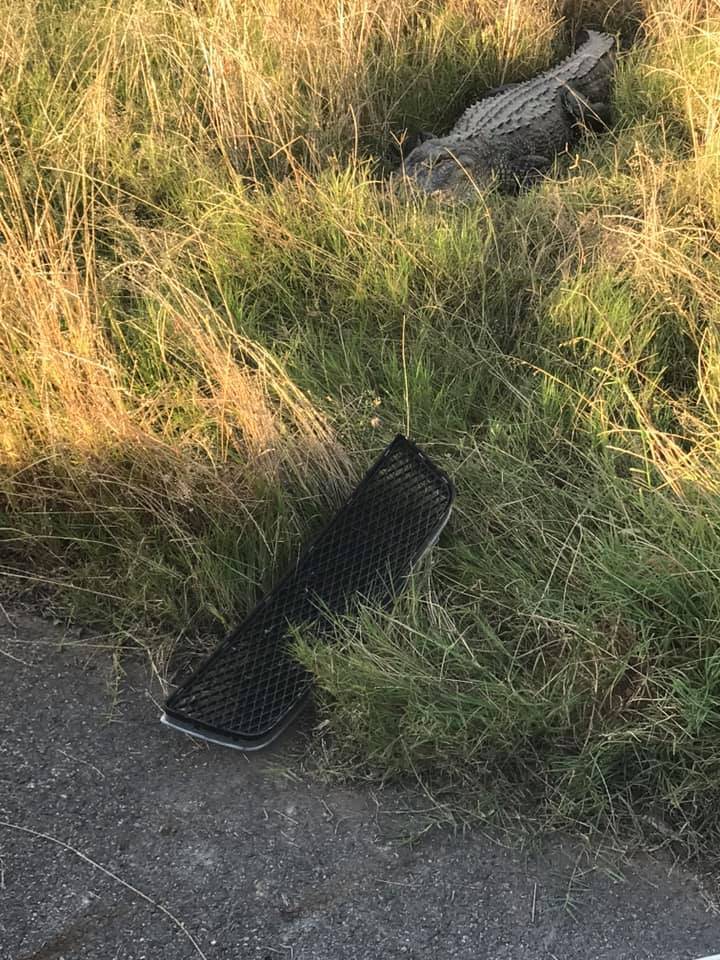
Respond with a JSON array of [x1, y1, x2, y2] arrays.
[[2, 611, 719, 960]]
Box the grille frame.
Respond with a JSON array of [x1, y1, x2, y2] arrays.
[[162, 435, 454, 750]]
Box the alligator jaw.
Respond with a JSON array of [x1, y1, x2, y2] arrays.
[[398, 138, 551, 196], [398, 139, 495, 195]]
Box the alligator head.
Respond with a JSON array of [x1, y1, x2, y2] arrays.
[[398, 138, 494, 196]]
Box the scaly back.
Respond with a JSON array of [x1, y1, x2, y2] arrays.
[[449, 30, 616, 140]]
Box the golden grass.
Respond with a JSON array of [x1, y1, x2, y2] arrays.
[[1, 0, 717, 561]]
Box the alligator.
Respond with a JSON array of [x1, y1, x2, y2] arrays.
[[398, 30, 617, 195]]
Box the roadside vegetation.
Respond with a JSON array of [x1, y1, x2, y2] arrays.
[[2, 0, 720, 843]]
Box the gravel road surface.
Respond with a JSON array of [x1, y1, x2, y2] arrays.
[[2, 612, 719, 960]]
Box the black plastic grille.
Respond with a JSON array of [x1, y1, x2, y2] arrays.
[[163, 435, 454, 747]]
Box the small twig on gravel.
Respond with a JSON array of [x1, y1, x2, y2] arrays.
[[57, 748, 106, 780], [0, 601, 16, 629], [0, 819, 208, 960], [371, 877, 416, 887], [0, 646, 33, 666]]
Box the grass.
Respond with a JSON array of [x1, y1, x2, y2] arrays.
[[2, 0, 720, 843]]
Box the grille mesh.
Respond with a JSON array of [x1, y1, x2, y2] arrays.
[[163, 435, 454, 747]]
